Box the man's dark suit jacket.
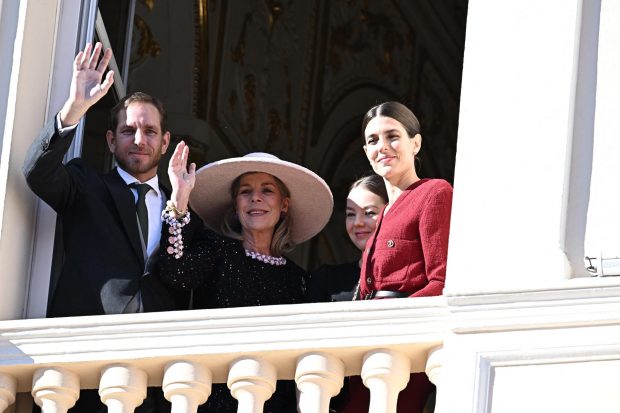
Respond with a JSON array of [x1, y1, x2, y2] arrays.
[[23, 117, 190, 317]]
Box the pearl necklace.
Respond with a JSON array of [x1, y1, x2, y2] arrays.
[[245, 249, 287, 266]]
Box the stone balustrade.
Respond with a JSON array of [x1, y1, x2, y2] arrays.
[[0, 297, 449, 413]]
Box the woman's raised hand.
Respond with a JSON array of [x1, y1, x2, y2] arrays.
[[168, 141, 196, 212]]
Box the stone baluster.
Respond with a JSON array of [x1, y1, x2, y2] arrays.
[[361, 349, 410, 413], [0, 373, 15, 413], [163, 361, 212, 413], [228, 357, 276, 413], [295, 352, 344, 413], [31, 367, 79, 413], [425, 346, 444, 413], [99, 364, 147, 413]]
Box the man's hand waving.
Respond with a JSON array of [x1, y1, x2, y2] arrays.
[[59, 42, 115, 127]]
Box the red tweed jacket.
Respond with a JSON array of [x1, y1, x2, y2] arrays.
[[359, 178, 453, 299]]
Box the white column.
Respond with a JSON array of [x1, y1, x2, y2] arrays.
[[163, 361, 212, 413], [425, 347, 444, 413], [31, 367, 79, 413], [361, 349, 410, 413], [584, 0, 620, 275], [446, 0, 586, 292], [295, 352, 344, 413], [0, 373, 15, 413], [228, 357, 276, 413], [99, 364, 147, 413]]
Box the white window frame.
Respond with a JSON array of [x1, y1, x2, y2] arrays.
[[25, 0, 136, 318]]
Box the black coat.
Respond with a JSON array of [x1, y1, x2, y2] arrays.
[[23, 117, 190, 317]]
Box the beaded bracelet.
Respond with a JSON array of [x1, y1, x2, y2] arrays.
[[161, 207, 191, 259], [164, 200, 188, 219]]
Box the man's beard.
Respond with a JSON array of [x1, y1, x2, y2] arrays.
[[115, 150, 162, 177]]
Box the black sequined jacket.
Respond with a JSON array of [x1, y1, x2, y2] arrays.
[[159, 223, 308, 309]]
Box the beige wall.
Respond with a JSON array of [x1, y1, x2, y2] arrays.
[[0, 0, 85, 320], [0, 0, 60, 320]]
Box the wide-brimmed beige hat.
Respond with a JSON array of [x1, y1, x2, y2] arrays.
[[189, 152, 333, 244]]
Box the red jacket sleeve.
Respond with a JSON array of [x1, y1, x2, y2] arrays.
[[410, 181, 453, 297]]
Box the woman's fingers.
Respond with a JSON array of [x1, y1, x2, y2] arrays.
[[171, 141, 190, 172], [173, 141, 183, 161], [181, 145, 190, 167]]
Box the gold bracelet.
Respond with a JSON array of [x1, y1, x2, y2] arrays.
[[165, 200, 188, 219]]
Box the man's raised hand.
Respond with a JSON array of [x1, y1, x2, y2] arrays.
[[59, 42, 115, 127]]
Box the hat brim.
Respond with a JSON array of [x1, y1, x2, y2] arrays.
[[189, 155, 333, 245]]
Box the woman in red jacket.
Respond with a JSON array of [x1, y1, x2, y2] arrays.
[[342, 101, 453, 413]]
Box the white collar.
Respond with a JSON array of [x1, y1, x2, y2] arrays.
[[116, 166, 161, 197]]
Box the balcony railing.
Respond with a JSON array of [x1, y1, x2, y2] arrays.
[[0, 297, 448, 413]]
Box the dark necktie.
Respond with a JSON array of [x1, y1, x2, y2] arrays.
[[130, 183, 151, 246]]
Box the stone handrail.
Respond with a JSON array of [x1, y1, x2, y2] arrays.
[[0, 297, 449, 413]]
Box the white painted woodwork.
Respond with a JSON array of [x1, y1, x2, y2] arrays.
[[99, 365, 147, 413], [31, 368, 79, 413], [228, 357, 277, 413], [361, 349, 410, 413], [0, 0, 60, 320], [448, 0, 593, 290], [0, 294, 617, 411], [425, 347, 443, 413], [0, 373, 15, 413], [584, 0, 620, 271], [295, 352, 344, 413], [163, 361, 212, 413]]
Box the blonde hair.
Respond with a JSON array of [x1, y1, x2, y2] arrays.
[[221, 172, 295, 256]]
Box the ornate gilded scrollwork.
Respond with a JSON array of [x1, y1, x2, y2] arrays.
[[328, 3, 404, 76], [231, 13, 252, 64], [130, 15, 161, 66], [265, 0, 283, 32], [140, 0, 155, 12]]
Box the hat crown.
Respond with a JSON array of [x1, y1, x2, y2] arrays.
[[243, 152, 280, 161]]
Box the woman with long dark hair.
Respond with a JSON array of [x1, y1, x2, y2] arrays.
[[341, 101, 453, 413]]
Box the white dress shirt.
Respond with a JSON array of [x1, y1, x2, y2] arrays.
[[116, 167, 164, 260]]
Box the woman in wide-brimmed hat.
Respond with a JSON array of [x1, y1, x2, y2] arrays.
[[158, 142, 333, 413]]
